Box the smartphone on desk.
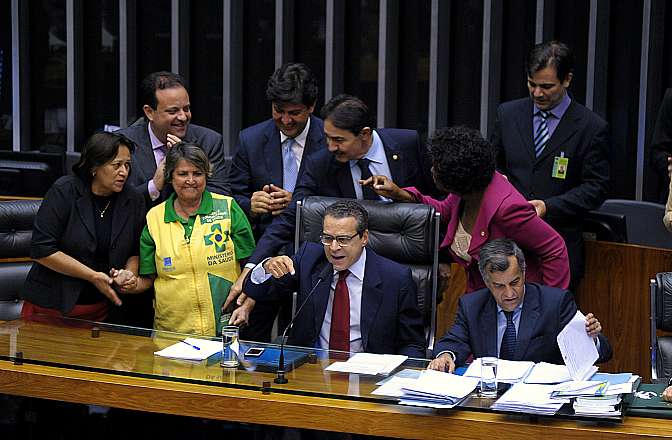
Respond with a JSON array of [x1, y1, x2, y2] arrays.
[[244, 347, 265, 357]]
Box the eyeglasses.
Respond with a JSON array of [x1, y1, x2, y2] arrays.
[[319, 232, 360, 247]]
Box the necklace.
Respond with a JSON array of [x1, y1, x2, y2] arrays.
[[97, 200, 111, 218]]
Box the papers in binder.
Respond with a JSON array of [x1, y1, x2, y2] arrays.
[[491, 383, 568, 415], [557, 310, 599, 381], [398, 369, 480, 408]]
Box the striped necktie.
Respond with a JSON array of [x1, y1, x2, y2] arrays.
[[282, 138, 298, 192], [499, 310, 517, 360], [534, 110, 550, 158]]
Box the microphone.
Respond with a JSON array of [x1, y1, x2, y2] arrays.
[[275, 262, 333, 384]]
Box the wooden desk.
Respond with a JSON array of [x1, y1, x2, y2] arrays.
[[0, 320, 671, 439]]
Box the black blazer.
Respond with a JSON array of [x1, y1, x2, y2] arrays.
[[116, 121, 230, 206], [244, 243, 426, 357], [434, 283, 612, 366], [248, 128, 434, 264], [228, 115, 325, 238], [23, 176, 146, 314]]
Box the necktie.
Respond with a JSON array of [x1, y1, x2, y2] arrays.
[[534, 111, 550, 158], [282, 138, 298, 192], [329, 270, 350, 352], [356, 158, 379, 200], [499, 310, 517, 360]]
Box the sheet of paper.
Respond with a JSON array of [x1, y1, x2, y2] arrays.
[[372, 376, 420, 397], [325, 353, 408, 375], [551, 380, 607, 397], [523, 362, 572, 384], [556, 310, 599, 380], [401, 369, 480, 400], [491, 383, 569, 415], [464, 358, 535, 383], [154, 337, 223, 361]]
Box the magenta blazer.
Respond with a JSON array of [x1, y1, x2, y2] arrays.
[[405, 172, 570, 292]]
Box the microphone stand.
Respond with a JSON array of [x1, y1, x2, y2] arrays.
[[275, 263, 333, 384]]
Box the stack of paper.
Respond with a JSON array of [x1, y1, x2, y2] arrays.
[[325, 353, 408, 376], [573, 395, 622, 416], [154, 337, 224, 361], [523, 362, 572, 384], [398, 369, 480, 408], [550, 380, 608, 398], [463, 358, 535, 384], [491, 383, 569, 415]]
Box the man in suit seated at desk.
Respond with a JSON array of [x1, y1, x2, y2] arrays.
[[242, 200, 426, 357], [429, 238, 612, 373]]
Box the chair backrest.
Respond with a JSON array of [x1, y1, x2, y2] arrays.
[[0, 151, 64, 197], [295, 196, 440, 351], [0, 199, 42, 258], [650, 272, 672, 380], [598, 199, 672, 249], [583, 210, 627, 243], [0, 262, 30, 320]]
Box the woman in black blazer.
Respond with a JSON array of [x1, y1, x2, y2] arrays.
[[22, 132, 147, 323]]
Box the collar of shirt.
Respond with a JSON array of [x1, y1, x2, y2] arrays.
[[280, 116, 311, 149], [331, 247, 367, 284], [148, 122, 165, 150], [349, 130, 385, 170], [163, 190, 213, 223], [533, 91, 572, 120]]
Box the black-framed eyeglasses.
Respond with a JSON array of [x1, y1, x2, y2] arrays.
[[319, 232, 360, 247]]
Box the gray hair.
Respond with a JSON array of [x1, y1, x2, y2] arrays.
[[478, 238, 526, 283], [164, 142, 212, 184]]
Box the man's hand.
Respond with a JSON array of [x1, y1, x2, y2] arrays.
[[166, 133, 182, 148], [153, 159, 167, 192], [427, 353, 455, 373], [229, 297, 256, 326], [250, 184, 275, 217], [268, 184, 292, 216], [90, 271, 122, 306], [529, 199, 547, 217], [359, 175, 415, 201], [663, 385, 672, 402], [263, 256, 295, 278], [585, 312, 602, 338], [223, 267, 251, 310]]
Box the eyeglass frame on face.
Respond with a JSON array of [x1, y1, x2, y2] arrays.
[[319, 232, 361, 247]]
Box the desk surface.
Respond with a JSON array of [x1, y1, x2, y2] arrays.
[[0, 319, 671, 439]]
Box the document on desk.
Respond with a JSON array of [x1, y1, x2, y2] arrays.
[[154, 337, 224, 361], [398, 369, 480, 408], [325, 353, 408, 376], [550, 380, 607, 398], [464, 358, 535, 383], [491, 383, 569, 415], [523, 362, 572, 384], [557, 310, 599, 381]]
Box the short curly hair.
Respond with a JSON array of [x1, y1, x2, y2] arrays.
[[427, 126, 496, 195]]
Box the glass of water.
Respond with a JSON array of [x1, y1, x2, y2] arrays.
[[221, 325, 240, 368], [480, 357, 498, 398]]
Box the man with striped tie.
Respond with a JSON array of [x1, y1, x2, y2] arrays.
[[428, 239, 612, 373], [492, 41, 610, 292]]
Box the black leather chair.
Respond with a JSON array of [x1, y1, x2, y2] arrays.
[[597, 199, 672, 249], [295, 196, 441, 353], [0, 199, 41, 320], [650, 272, 672, 382]]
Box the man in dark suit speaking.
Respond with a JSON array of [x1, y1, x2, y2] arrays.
[[492, 41, 610, 290], [242, 200, 425, 357], [116, 71, 228, 206], [429, 238, 612, 373]]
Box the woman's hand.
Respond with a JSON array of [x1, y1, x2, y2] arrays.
[[89, 271, 122, 306], [359, 175, 415, 201], [110, 268, 138, 293]]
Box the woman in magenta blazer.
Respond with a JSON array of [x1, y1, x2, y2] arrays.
[[366, 126, 570, 292]]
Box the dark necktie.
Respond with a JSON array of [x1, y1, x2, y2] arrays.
[[499, 310, 517, 360], [329, 270, 350, 352], [534, 110, 550, 158], [356, 158, 379, 200]]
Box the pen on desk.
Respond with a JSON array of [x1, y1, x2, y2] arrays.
[[180, 340, 201, 350]]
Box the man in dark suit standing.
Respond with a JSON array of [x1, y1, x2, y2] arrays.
[[242, 200, 425, 357], [428, 239, 612, 373], [116, 71, 228, 207], [492, 41, 610, 291], [226, 94, 433, 319], [228, 63, 324, 341]]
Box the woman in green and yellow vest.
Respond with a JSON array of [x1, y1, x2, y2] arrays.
[[135, 142, 255, 336]]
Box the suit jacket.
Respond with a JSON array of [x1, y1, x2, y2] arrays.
[[406, 172, 570, 292], [228, 115, 325, 239], [116, 121, 229, 207], [23, 176, 146, 314], [248, 128, 433, 264], [651, 88, 672, 202], [492, 97, 610, 284], [434, 283, 612, 366], [244, 243, 426, 357]]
